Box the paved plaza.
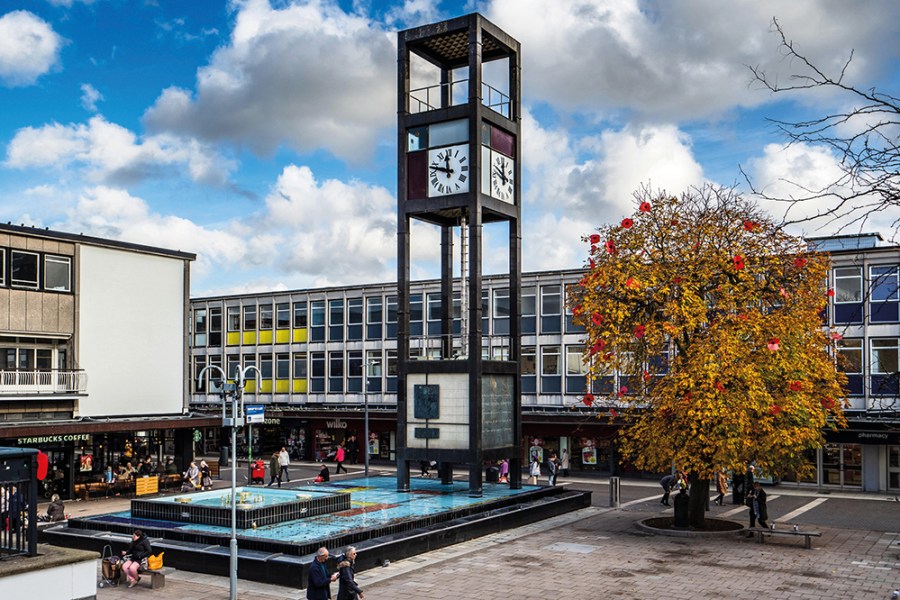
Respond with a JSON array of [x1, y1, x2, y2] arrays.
[[73, 468, 900, 600]]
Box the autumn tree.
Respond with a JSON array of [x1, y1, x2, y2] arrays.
[[571, 185, 847, 527]]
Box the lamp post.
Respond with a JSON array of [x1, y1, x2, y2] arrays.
[[197, 364, 260, 600], [364, 358, 378, 478]]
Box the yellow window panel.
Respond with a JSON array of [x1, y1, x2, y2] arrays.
[[260, 380, 273, 393], [244, 381, 257, 393], [275, 329, 290, 344], [275, 380, 289, 393], [243, 331, 257, 345], [259, 330, 273, 345], [227, 332, 241, 346], [292, 379, 308, 394], [292, 328, 308, 343]]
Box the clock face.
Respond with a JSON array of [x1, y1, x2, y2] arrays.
[[428, 144, 469, 197], [491, 153, 514, 203]]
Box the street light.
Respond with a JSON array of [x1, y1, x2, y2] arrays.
[[364, 358, 379, 478], [197, 364, 260, 600]]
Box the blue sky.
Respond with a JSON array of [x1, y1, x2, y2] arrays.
[[1, 0, 899, 295]]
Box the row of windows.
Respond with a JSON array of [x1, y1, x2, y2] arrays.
[[191, 285, 577, 346], [0, 248, 71, 292], [833, 265, 900, 323]]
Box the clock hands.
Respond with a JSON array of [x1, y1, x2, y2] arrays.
[[492, 164, 509, 185]]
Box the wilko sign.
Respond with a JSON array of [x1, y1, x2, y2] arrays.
[[326, 419, 348, 429]]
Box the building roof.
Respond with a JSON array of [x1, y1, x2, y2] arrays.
[[0, 223, 196, 261]]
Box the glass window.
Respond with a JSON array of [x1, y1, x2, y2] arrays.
[[453, 291, 461, 320], [386, 349, 398, 376], [871, 339, 898, 374], [521, 346, 536, 375], [293, 352, 308, 378], [348, 351, 363, 378], [259, 304, 273, 330], [193, 308, 207, 347], [366, 351, 383, 376], [871, 266, 900, 301], [0, 248, 5, 285], [566, 346, 586, 375], [542, 346, 561, 375], [11, 250, 39, 288], [226, 355, 240, 378], [386, 296, 398, 323], [276, 303, 290, 329], [311, 352, 325, 377], [838, 339, 863, 373], [310, 300, 325, 326], [227, 306, 240, 332], [427, 292, 441, 321], [367, 297, 383, 323], [276, 353, 289, 378], [209, 307, 222, 346], [522, 287, 536, 316], [293, 301, 308, 327], [429, 119, 468, 147], [259, 354, 272, 378], [348, 298, 363, 325], [329, 299, 344, 325], [410, 294, 423, 322], [493, 288, 510, 318], [541, 285, 561, 316], [44, 255, 71, 291], [243, 305, 257, 330], [834, 267, 862, 303]]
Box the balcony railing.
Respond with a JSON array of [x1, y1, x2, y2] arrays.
[[0, 370, 88, 395], [408, 79, 511, 118]]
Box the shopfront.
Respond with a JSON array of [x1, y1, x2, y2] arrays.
[[521, 420, 618, 474]]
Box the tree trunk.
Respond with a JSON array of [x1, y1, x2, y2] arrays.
[[688, 474, 709, 529]]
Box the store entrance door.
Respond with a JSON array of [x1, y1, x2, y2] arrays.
[[821, 443, 862, 489]]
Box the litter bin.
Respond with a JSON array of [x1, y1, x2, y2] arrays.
[[219, 445, 230, 468], [485, 466, 500, 483]]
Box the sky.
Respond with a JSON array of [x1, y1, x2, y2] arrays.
[[1, 0, 899, 296]]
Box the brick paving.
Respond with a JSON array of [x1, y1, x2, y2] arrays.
[[87, 490, 900, 600]]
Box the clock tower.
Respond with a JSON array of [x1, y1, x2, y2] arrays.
[[396, 14, 522, 495]]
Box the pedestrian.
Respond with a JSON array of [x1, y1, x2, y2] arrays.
[[419, 460, 431, 477], [529, 454, 541, 485], [498, 458, 509, 483], [335, 443, 348, 474], [307, 547, 339, 600], [731, 470, 746, 505], [346, 435, 358, 464], [268, 451, 282, 487], [121, 529, 152, 588], [336, 546, 365, 600], [199, 460, 212, 490], [316, 464, 331, 483], [747, 481, 768, 531], [714, 469, 728, 505], [660, 473, 675, 505], [279, 446, 291, 483], [546, 452, 559, 486], [560, 448, 570, 477]]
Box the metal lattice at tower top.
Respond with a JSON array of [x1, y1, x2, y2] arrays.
[[396, 13, 523, 496]]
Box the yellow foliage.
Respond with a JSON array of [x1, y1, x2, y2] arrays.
[[571, 186, 847, 479]]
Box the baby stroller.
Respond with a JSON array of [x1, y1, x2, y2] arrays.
[[250, 460, 266, 485], [99, 544, 121, 588]]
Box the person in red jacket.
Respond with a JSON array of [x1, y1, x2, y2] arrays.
[[335, 443, 348, 474]]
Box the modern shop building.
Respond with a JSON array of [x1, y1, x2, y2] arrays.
[[189, 232, 900, 493], [0, 223, 214, 499]]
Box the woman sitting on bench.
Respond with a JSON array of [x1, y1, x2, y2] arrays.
[[121, 529, 152, 588]]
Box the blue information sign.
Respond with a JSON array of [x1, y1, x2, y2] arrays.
[[245, 404, 265, 424]]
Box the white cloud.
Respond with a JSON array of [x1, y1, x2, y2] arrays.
[[143, 0, 396, 164], [5, 115, 235, 185], [0, 10, 62, 87], [486, 0, 900, 120], [746, 142, 900, 238], [80, 83, 103, 112]]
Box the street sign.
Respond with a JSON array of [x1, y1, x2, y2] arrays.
[[246, 405, 265, 424]]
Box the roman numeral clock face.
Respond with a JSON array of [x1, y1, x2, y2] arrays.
[[491, 153, 514, 203], [427, 144, 469, 197]]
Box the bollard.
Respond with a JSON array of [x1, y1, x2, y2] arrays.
[[609, 476, 621, 508]]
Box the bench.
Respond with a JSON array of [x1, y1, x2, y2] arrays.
[[749, 527, 822, 549], [121, 566, 174, 589]]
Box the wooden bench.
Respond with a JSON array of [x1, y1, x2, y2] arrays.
[[135, 476, 159, 496], [749, 527, 822, 549]]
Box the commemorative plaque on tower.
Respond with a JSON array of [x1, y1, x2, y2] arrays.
[[396, 14, 523, 495]]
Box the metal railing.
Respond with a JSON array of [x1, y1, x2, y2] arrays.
[[1, 478, 37, 559], [0, 370, 88, 395], [408, 79, 511, 118]]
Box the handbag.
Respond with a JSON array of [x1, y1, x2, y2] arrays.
[[147, 552, 164, 570]]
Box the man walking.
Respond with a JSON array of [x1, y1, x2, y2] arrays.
[[306, 547, 338, 600], [660, 473, 675, 506], [546, 452, 559, 486], [267, 451, 281, 487], [279, 447, 291, 483]]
